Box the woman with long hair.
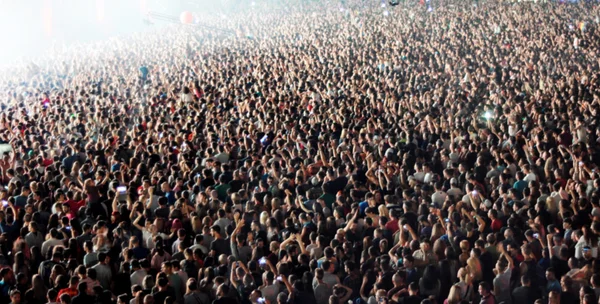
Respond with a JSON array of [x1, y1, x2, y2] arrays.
[[419, 265, 441, 299], [444, 284, 463, 304], [13, 251, 30, 280], [47, 214, 60, 232], [455, 267, 474, 301], [458, 240, 470, 266], [466, 250, 483, 283], [30, 246, 43, 272], [26, 274, 47, 304]]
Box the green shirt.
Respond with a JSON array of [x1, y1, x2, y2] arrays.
[[215, 184, 231, 202], [319, 193, 336, 210]]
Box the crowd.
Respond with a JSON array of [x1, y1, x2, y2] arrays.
[[1, 0, 600, 304]]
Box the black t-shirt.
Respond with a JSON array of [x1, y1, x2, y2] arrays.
[[153, 289, 173, 304], [155, 206, 170, 220], [210, 238, 231, 256], [229, 179, 244, 192], [399, 295, 423, 304], [201, 178, 215, 190], [551, 256, 569, 279]]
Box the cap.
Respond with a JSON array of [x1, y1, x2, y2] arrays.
[[430, 202, 440, 209]]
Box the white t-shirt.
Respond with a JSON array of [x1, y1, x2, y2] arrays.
[[524, 172, 537, 183], [431, 191, 448, 205]]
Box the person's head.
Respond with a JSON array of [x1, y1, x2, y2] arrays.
[[478, 282, 491, 297], [117, 294, 128, 304], [546, 268, 556, 281], [548, 290, 560, 304], [447, 284, 462, 303], [143, 295, 154, 304], [10, 290, 21, 304], [59, 293, 71, 304], [408, 282, 418, 295], [77, 281, 88, 294], [211, 225, 221, 238], [69, 276, 79, 288], [157, 277, 169, 290]]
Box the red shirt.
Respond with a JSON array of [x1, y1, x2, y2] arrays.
[[491, 219, 503, 232], [385, 219, 399, 234], [57, 287, 78, 301]]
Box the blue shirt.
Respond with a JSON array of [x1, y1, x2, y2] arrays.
[[513, 180, 528, 194], [359, 201, 368, 215], [547, 279, 561, 293], [165, 191, 176, 205]]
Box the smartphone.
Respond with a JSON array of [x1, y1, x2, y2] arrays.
[[533, 233, 539, 239], [258, 257, 267, 266], [472, 190, 478, 196], [444, 218, 450, 223], [257, 298, 266, 304], [403, 225, 408, 230], [117, 186, 127, 194], [276, 275, 282, 282], [1, 200, 7, 207], [65, 226, 71, 231], [579, 161, 584, 167]]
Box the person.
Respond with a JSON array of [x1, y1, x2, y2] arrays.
[[478, 282, 495, 304], [209, 225, 230, 257], [493, 245, 514, 304], [71, 282, 93, 304], [9, 289, 21, 304], [152, 277, 173, 304], [398, 282, 422, 304], [445, 284, 463, 304], [213, 284, 237, 304], [313, 268, 332, 304], [56, 276, 79, 301], [130, 259, 147, 287], [91, 252, 112, 290], [183, 278, 209, 304]]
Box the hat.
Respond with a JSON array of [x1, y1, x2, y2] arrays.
[[430, 202, 440, 209], [172, 219, 183, 230]]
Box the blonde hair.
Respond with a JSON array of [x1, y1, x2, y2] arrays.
[[467, 257, 482, 281], [378, 205, 389, 218], [260, 211, 269, 226], [271, 198, 281, 211], [447, 285, 462, 304], [460, 240, 470, 252], [431, 223, 444, 241], [191, 216, 202, 232]]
